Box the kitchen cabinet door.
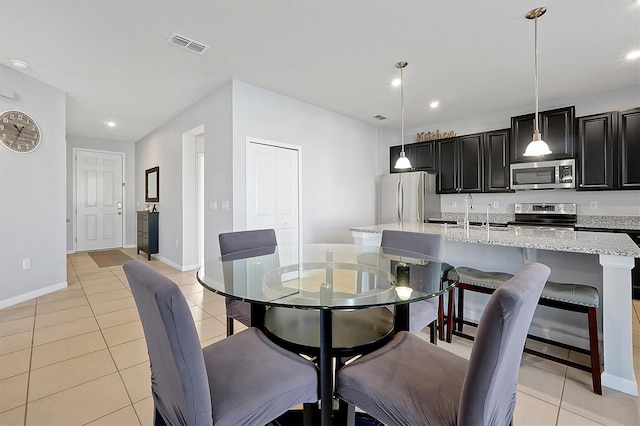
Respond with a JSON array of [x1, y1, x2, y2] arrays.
[[389, 144, 415, 173], [576, 112, 616, 190], [510, 106, 575, 163], [619, 108, 640, 189], [413, 141, 435, 171], [459, 133, 484, 193], [484, 129, 511, 192], [436, 138, 458, 193]]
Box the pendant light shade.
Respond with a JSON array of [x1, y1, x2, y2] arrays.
[[394, 61, 412, 169], [523, 7, 552, 157]]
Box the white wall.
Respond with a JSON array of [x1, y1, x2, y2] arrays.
[[385, 85, 640, 217], [66, 136, 136, 251], [0, 65, 67, 307], [232, 80, 387, 243], [135, 82, 233, 269]]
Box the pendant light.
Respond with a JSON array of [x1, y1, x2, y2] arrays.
[[394, 61, 412, 169], [523, 7, 552, 157]]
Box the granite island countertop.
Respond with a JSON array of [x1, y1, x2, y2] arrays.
[[350, 223, 640, 258]]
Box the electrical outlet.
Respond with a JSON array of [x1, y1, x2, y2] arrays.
[[451, 201, 457, 208], [589, 201, 598, 210], [209, 201, 217, 210], [492, 201, 500, 209], [221, 201, 230, 210], [175, 239, 179, 248], [22, 258, 30, 270]]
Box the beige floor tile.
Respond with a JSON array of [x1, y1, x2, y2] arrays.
[[517, 353, 567, 405], [556, 408, 604, 425], [164, 272, 198, 286], [77, 269, 116, 282], [87, 288, 132, 305], [0, 330, 33, 356], [95, 307, 140, 329], [201, 299, 226, 317], [179, 283, 207, 295], [0, 372, 28, 412], [193, 317, 226, 342], [513, 391, 560, 425], [34, 305, 94, 329], [32, 316, 99, 346], [25, 373, 130, 425], [81, 275, 122, 289], [0, 304, 35, 323], [85, 405, 141, 426], [31, 330, 107, 369], [109, 337, 149, 370], [102, 320, 144, 347], [133, 396, 154, 426], [0, 349, 31, 380], [82, 281, 127, 295], [91, 296, 137, 316], [28, 349, 117, 402], [633, 330, 640, 348], [35, 287, 85, 304], [35, 295, 88, 315], [0, 316, 34, 338], [0, 405, 25, 425], [120, 361, 152, 403], [560, 376, 640, 425], [184, 290, 220, 306], [189, 305, 212, 321]]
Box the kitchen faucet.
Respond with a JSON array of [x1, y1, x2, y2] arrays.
[[464, 194, 474, 232], [485, 204, 492, 232]]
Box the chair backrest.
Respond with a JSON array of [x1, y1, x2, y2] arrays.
[[219, 229, 277, 256], [457, 263, 550, 426], [380, 230, 443, 260], [124, 260, 213, 426]]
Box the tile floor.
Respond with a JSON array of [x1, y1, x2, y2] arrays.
[[0, 248, 638, 425]]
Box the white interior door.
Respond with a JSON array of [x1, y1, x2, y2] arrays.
[[246, 141, 300, 247], [76, 150, 123, 251]]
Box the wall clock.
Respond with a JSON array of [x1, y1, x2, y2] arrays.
[[0, 110, 41, 153]]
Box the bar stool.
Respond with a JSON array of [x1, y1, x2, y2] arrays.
[[447, 266, 602, 394]]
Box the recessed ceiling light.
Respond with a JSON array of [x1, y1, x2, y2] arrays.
[[626, 50, 640, 60], [391, 78, 401, 87], [10, 59, 29, 69], [105, 121, 116, 128], [430, 101, 440, 109]]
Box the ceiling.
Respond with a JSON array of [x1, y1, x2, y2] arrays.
[[1, 0, 638, 143]]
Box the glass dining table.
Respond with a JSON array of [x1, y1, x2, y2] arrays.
[[197, 243, 455, 425]]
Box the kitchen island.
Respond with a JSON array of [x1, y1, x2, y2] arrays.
[[351, 222, 640, 396]]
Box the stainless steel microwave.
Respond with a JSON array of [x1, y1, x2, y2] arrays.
[[510, 159, 575, 190]]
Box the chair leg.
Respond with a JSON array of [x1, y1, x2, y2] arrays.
[[587, 307, 602, 395], [457, 287, 465, 333], [226, 317, 234, 336], [336, 399, 356, 426], [437, 280, 445, 341], [429, 321, 437, 345], [446, 285, 455, 343]]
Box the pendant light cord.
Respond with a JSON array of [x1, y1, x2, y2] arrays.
[[400, 65, 405, 152], [534, 15, 540, 134]]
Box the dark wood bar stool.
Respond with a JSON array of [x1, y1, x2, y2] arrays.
[[447, 266, 602, 394]]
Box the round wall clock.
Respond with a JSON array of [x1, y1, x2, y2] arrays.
[[0, 110, 41, 153]]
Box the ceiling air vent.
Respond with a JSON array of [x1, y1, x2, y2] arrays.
[[167, 33, 209, 55], [372, 115, 387, 120]]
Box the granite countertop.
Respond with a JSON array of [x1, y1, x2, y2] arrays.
[[350, 222, 640, 258], [433, 213, 640, 231]]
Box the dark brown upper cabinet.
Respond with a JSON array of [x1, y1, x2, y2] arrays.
[[389, 141, 435, 173], [576, 108, 640, 191], [619, 107, 640, 189], [576, 112, 616, 190], [484, 129, 511, 192], [436, 135, 483, 194], [510, 106, 575, 163]]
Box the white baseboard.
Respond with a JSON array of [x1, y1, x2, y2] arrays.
[[181, 263, 200, 272], [67, 249, 76, 254], [0, 281, 68, 310], [123, 244, 136, 249]]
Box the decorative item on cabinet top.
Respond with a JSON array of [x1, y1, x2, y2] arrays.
[[416, 130, 456, 142]]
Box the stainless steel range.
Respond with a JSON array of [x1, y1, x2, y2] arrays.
[[509, 203, 577, 231]]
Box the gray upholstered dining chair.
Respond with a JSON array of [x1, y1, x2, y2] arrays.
[[123, 260, 318, 426], [337, 262, 550, 426], [218, 229, 277, 336], [380, 230, 444, 343]]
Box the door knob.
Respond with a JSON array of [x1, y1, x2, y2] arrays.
[[117, 202, 123, 209]]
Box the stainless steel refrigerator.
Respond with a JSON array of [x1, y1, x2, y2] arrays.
[[378, 171, 441, 224]]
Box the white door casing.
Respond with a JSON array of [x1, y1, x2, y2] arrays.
[[76, 150, 124, 251], [246, 140, 300, 248]]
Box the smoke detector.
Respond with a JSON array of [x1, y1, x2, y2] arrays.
[[167, 33, 209, 54]]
